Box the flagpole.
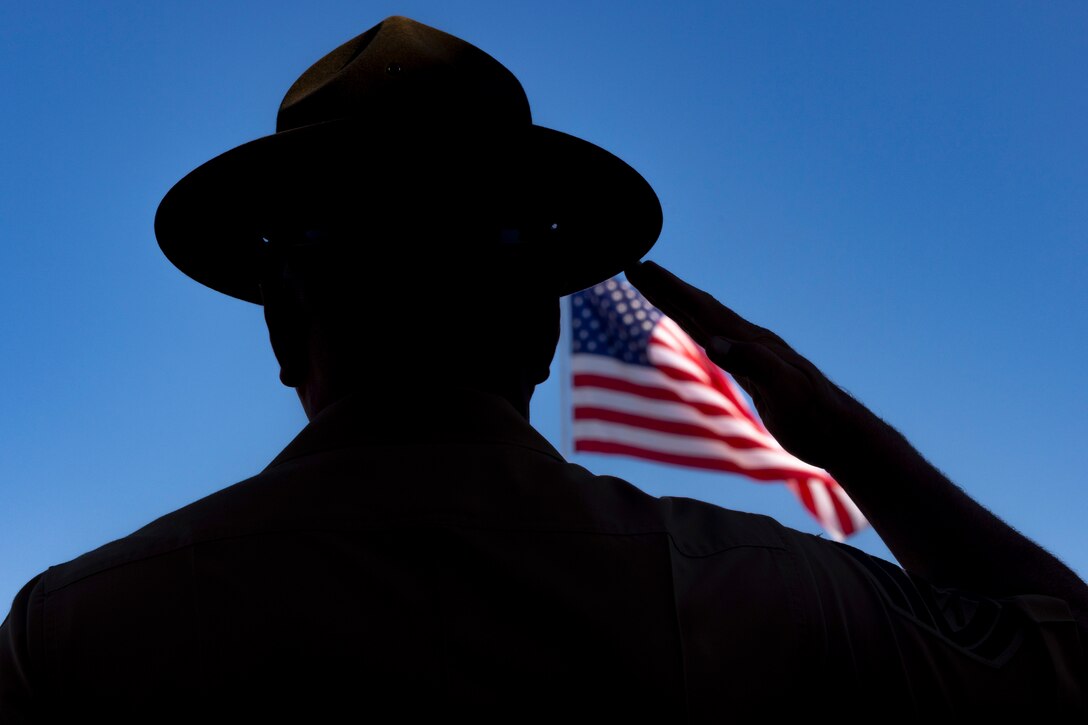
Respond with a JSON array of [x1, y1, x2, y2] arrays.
[[558, 293, 572, 459]]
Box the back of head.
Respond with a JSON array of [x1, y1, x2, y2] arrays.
[[258, 216, 561, 415]]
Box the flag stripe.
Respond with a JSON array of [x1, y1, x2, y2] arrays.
[[788, 479, 819, 520], [571, 386, 782, 447], [572, 420, 832, 479], [649, 321, 763, 427], [574, 406, 773, 449], [574, 352, 751, 419], [826, 481, 857, 539], [838, 488, 869, 531], [807, 480, 844, 540], [575, 440, 826, 482], [645, 344, 712, 384], [572, 373, 736, 418]]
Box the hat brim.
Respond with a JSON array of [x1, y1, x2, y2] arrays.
[[154, 119, 662, 303]]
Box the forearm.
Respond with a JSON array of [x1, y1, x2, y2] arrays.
[[826, 395, 1088, 616], [624, 260, 1088, 621]]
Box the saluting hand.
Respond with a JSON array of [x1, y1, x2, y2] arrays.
[[624, 260, 859, 471]]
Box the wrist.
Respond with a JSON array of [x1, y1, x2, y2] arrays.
[[819, 391, 898, 478]]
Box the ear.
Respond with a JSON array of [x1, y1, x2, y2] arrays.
[[523, 295, 562, 386], [260, 278, 310, 388]]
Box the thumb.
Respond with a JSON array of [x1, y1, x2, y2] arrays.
[[707, 336, 791, 385]]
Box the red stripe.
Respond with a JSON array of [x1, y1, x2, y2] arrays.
[[572, 374, 733, 417], [647, 341, 734, 395], [648, 335, 764, 429], [654, 363, 710, 386], [705, 362, 766, 430], [574, 440, 827, 483], [573, 406, 771, 449], [791, 478, 819, 519], [645, 352, 710, 387], [826, 483, 858, 536], [791, 479, 856, 535]]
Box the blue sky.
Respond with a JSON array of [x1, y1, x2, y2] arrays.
[[1, 1, 1085, 609]]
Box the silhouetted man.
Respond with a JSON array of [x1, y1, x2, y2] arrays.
[[1, 16, 1084, 722]]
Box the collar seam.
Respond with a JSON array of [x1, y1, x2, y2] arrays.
[[264, 437, 565, 473]]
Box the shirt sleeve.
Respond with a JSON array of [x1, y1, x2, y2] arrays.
[[783, 530, 1087, 719], [0, 573, 45, 725]]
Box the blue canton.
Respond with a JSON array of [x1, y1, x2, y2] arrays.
[[570, 278, 662, 366]]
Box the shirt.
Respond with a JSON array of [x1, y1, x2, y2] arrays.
[[0, 387, 1084, 722]]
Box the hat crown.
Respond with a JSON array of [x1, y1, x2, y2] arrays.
[[276, 16, 532, 133]]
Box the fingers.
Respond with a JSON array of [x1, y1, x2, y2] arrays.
[[624, 261, 848, 465], [624, 262, 718, 347], [708, 336, 794, 389], [625, 260, 780, 348], [625, 260, 812, 395]]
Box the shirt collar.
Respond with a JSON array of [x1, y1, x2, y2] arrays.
[[262, 386, 565, 472]]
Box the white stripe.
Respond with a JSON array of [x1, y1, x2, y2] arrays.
[[571, 386, 780, 447], [719, 370, 753, 411], [658, 317, 705, 360], [572, 420, 830, 477], [648, 319, 686, 354], [647, 343, 757, 423], [806, 479, 845, 541], [572, 354, 746, 418], [830, 482, 868, 531], [646, 343, 712, 384], [651, 323, 755, 420]]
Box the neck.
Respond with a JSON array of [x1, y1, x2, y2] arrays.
[[297, 367, 532, 422]]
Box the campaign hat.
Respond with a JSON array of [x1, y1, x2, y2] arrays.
[[154, 16, 662, 302]]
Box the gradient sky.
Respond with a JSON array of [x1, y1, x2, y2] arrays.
[[2, 1, 1085, 610]]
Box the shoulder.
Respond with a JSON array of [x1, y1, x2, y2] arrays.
[[38, 469, 271, 597], [37, 440, 815, 594], [0, 572, 45, 720]]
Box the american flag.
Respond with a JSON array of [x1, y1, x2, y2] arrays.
[[569, 277, 868, 540]]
